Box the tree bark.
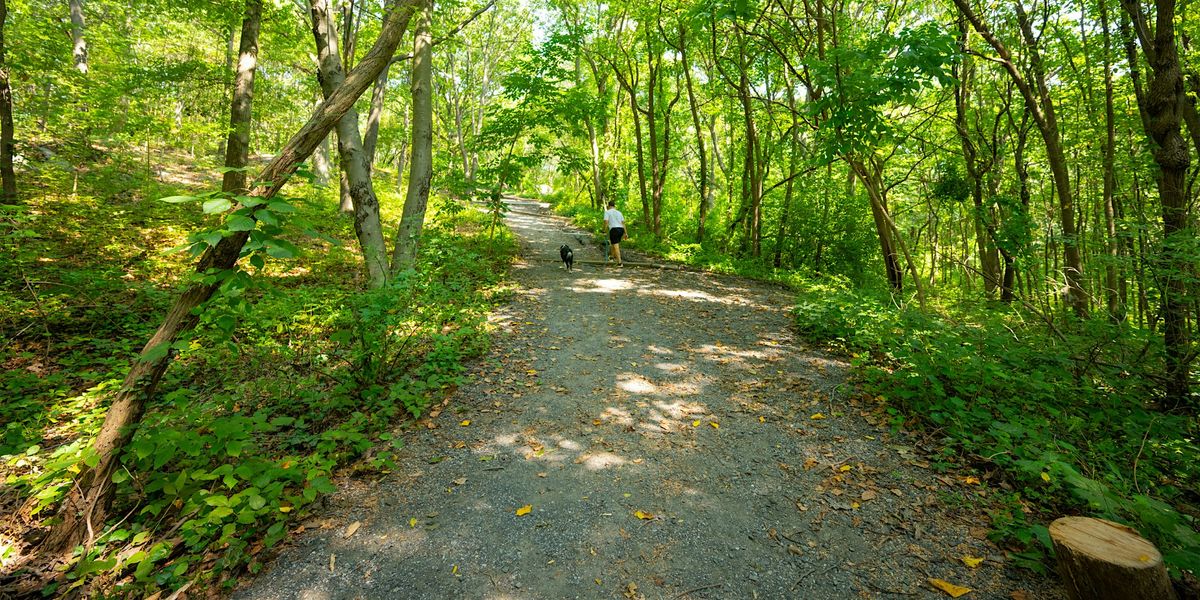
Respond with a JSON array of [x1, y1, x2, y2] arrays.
[[221, 0, 262, 195], [68, 0, 88, 75], [391, 0, 433, 272], [1120, 0, 1194, 407], [310, 0, 390, 287], [40, 0, 417, 554], [1050, 517, 1177, 600], [362, 63, 390, 168], [0, 0, 15, 203]]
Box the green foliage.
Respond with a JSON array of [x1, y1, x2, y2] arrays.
[[0, 162, 516, 595], [793, 286, 1200, 575]]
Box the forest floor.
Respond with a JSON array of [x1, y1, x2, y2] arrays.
[[233, 199, 1059, 600]]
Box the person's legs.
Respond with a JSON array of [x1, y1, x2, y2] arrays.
[[612, 243, 622, 265]]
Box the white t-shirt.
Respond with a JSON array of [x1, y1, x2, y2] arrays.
[[604, 208, 625, 230]]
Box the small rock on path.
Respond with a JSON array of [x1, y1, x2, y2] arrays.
[[235, 199, 1057, 599]]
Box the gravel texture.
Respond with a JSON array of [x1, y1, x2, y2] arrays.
[[234, 199, 1059, 600]]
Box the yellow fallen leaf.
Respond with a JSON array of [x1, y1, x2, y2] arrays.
[[452, 564, 458, 575], [1041, 472, 1051, 482], [839, 465, 852, 472], [344, 521, 361, 538], [278, 505, 293, 513], [692, 420, 701, 427], [527, 369, 538, 375], [851, 501, 860, 509], [810, 413, 826, 420], [758, 416, 766, 423], [1139, 554, 1151, 562], [595, 579, 602, 585], [634, 510, 654, 520], [929, 578, 972, 597], [592, 419, 602, 426], [409, 517, 417, 527], [516, 504, 532, 516], [709, 422, 719, 429], [460, 420, 471, 426], [961, 555, 984, 568]]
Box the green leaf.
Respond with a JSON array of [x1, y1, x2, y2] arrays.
[[159, 195, 196, 204], [265, 239, 300, 259], [140, 342, 170, 363], [227, 215, 257, 231], [203, 198, 233, 214]]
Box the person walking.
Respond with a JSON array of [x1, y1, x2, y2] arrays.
[[603, 201, 625, 266]]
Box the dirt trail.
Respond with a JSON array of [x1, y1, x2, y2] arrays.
[[236, 199, 1055, 599]]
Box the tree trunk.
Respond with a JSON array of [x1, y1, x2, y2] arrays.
[[311, 0, 389, 287], [391, 0, 433, 272], [40, 0, 417, 553], [312, 97, 332, 185], [1120, 0, 1193, 407], [854, 160, 903, 291], [1100, 0, 1124, 322], [676, 27, 708, 242], [68, 0, 88, 75], [1050, 517, 1177, 600], [221, 0, 261, 195], [0, 0, 15, 203], [362, 63, 390, 168], [953, 0, 1088, 316]]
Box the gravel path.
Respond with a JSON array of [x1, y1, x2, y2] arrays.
[[235, 199, 1057, 600]]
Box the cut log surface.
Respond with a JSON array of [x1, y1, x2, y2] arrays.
[[1050, 516, 1177, 600]]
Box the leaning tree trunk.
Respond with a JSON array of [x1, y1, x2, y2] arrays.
[[362, 64, 390, 168], [0, 0, 15, 203], [221, 0, 261, 195], [390, 0, 432, 272], [68, 0, 88, 75], [1121, 0, 1194, 407], [311, 0, 390, 287], [40, 0, 417, 554]]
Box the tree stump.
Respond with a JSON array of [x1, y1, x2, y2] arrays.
[[1050, 516, 1177, 600]]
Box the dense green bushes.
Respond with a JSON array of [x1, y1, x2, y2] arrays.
[[0, 160, 516, 595], [793, 281, 1200, 575]]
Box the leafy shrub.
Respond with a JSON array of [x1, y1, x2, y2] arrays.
[[793, 288, 1200, 576]]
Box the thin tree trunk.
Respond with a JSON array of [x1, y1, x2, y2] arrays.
[[221, 0, 261, 195], [311, 0, 389, 286], [362, 64, 389, 168], [68, 0, 88, 75], [40, 0, 417, 554], [0, 0, 13, 203], [1100, 0, 1123, 321], [391, 0, 433, 272], [312, 95, 332, 185]]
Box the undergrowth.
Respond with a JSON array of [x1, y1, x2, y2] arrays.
[[791, 279, 1200, 577], [0, 150, 518, 596]]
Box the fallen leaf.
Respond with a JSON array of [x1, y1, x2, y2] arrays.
[[709, 422, 719, 429], [758, 416, 766, 423], [452, 564, 459, 575], [961, 556, 984, 568], [279, 505, 293, 513], [928, 578, 972, 597], [592, 419, 603, 426], [595, 579, 602, 585], [344, 521, 361, 538], [810, 413, 826, 420], [623, 582, 639, 599], [516, 504, 532, 516], [1040, 472, 1051, 482], [839, 465, 852, 472], [409, 517, 417, 528], [537, 472, 547, 478], [692, 420, 701, 427], [861, 490, 877, 501], [802, 458, 819, 470], [1010, 592, 1031, 600], [787, 544, 804, 556], [634, 510, 654, 520], [964, 476, 981, 485], [460, 420, 471, 427], [329, 553, 336, 572], [851, 501, 861, 509], [452, 477, 468, 486]]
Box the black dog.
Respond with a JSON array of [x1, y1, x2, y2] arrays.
[[559, 244, 574, 272]]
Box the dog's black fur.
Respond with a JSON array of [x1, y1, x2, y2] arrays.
[[559, 244, 574, 271]]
